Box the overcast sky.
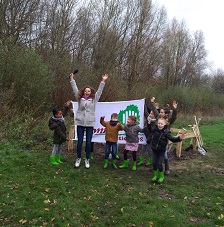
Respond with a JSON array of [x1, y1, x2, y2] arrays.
[[152, 0, 224, 71]]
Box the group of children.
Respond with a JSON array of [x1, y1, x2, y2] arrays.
[[48, 71, 185, 183], [48, 95, 185, 183]]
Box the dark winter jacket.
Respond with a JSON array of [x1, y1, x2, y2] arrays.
[[48, 106, 69, 144], [147, 124, 182, 152], [143, 103, 157, 143], [143, 121, 155, 143]]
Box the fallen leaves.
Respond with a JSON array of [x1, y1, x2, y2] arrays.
[[44, 199, 51, 204], [189, 217, 197, 222], [19, 219, 27, 224]]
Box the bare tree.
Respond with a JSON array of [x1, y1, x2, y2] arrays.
[[182, 31, 208, 86], [160, 18, 208, 88], [0, 0, 41, 46], [211, 69, 224, 93], [114, 0, 166, 99]]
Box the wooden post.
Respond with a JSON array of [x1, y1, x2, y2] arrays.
[[176, 141, 182, 158], [68, 125, 74, 151]]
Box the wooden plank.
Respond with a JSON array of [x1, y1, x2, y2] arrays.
[[180, 132, 195, 139], [176, 141, 182, 157], [170, 128, 192, 134], [68, 125, 74, 151], [170, 128, 197, 157]]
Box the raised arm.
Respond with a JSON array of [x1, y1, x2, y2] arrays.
[[62, 100, 72, 117], [95, 74, 108, 102], [100, 116, 107, 127], [69, 73, 79, 99], [168, 100, 178, 125], [144, 103, 150, 119], [149, 97, 160, 119]]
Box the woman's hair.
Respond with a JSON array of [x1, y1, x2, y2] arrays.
[[163, 107, 171, 115], [128, 115, 138, 123], [78, 86, 96, 101]]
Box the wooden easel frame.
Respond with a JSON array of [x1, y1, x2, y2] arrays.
[[168, 116, 203, 157]]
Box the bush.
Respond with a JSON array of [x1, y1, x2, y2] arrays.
[[0, 45, 52, 111]]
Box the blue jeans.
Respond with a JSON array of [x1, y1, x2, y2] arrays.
[[164, 144, 168, 160], [105, 141, 117, 160], [76, 126, 93, 159], [51, 144, 61, 156]]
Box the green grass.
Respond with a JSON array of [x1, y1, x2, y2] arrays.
[[0, 123, 224, 227]]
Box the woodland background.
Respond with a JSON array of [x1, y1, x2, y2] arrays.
[[1, 0, 224, 123], [1, 2, 224, 226]]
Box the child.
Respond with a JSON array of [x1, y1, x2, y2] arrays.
[[100, 113, 123, 169], [137, 110, 156, 166], [70, 72, 108, 168], [149, 97, 178, 175], [147, 117, 184, 183], [119, 116, 144, 171], [48, 101, 71, 164]]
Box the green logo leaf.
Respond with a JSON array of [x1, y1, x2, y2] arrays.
[[118, 104, 140, 125]]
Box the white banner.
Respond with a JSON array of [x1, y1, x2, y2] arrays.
[[72, 99, 146, 144]]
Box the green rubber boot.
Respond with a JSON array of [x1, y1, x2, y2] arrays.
[[146, 157, 152, 166], [132, 161, 137, 171], [137, 156, 144, 165], [119, 160, 129, 169], [104, 159, 109, 169], [152, 170, 158, 182], [84, 152, 93, 160], [158, 171, 165, 183], [55, 155, 63, 164], [116, 150, 119, 159], [112, 160, 117, 169], [50, 156, 59, 165]]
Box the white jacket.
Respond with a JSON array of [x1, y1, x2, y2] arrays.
[[70, 79, 105, 127]]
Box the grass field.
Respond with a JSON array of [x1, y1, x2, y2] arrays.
[[0, 123, 224, 227]]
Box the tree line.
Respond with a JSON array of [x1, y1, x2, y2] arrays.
[[0, 0, 224, 116]]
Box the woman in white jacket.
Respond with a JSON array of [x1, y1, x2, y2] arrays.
[[70, 72, 108, 168]]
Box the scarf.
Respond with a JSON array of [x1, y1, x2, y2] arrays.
[[110, 120, 119, 126], [82, 95, 92, 100], [52, 116, 64, 122]]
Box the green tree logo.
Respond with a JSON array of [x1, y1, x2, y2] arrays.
[[118, 104, 140, 125]]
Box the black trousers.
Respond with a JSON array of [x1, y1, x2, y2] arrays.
[[123, 149, 137, 161], [152, 150, 165, 172]]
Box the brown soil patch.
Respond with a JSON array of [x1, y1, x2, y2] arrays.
[[64, 142, 201, 171]]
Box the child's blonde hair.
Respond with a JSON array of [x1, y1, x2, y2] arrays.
[[158, 117, 168, 125]]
